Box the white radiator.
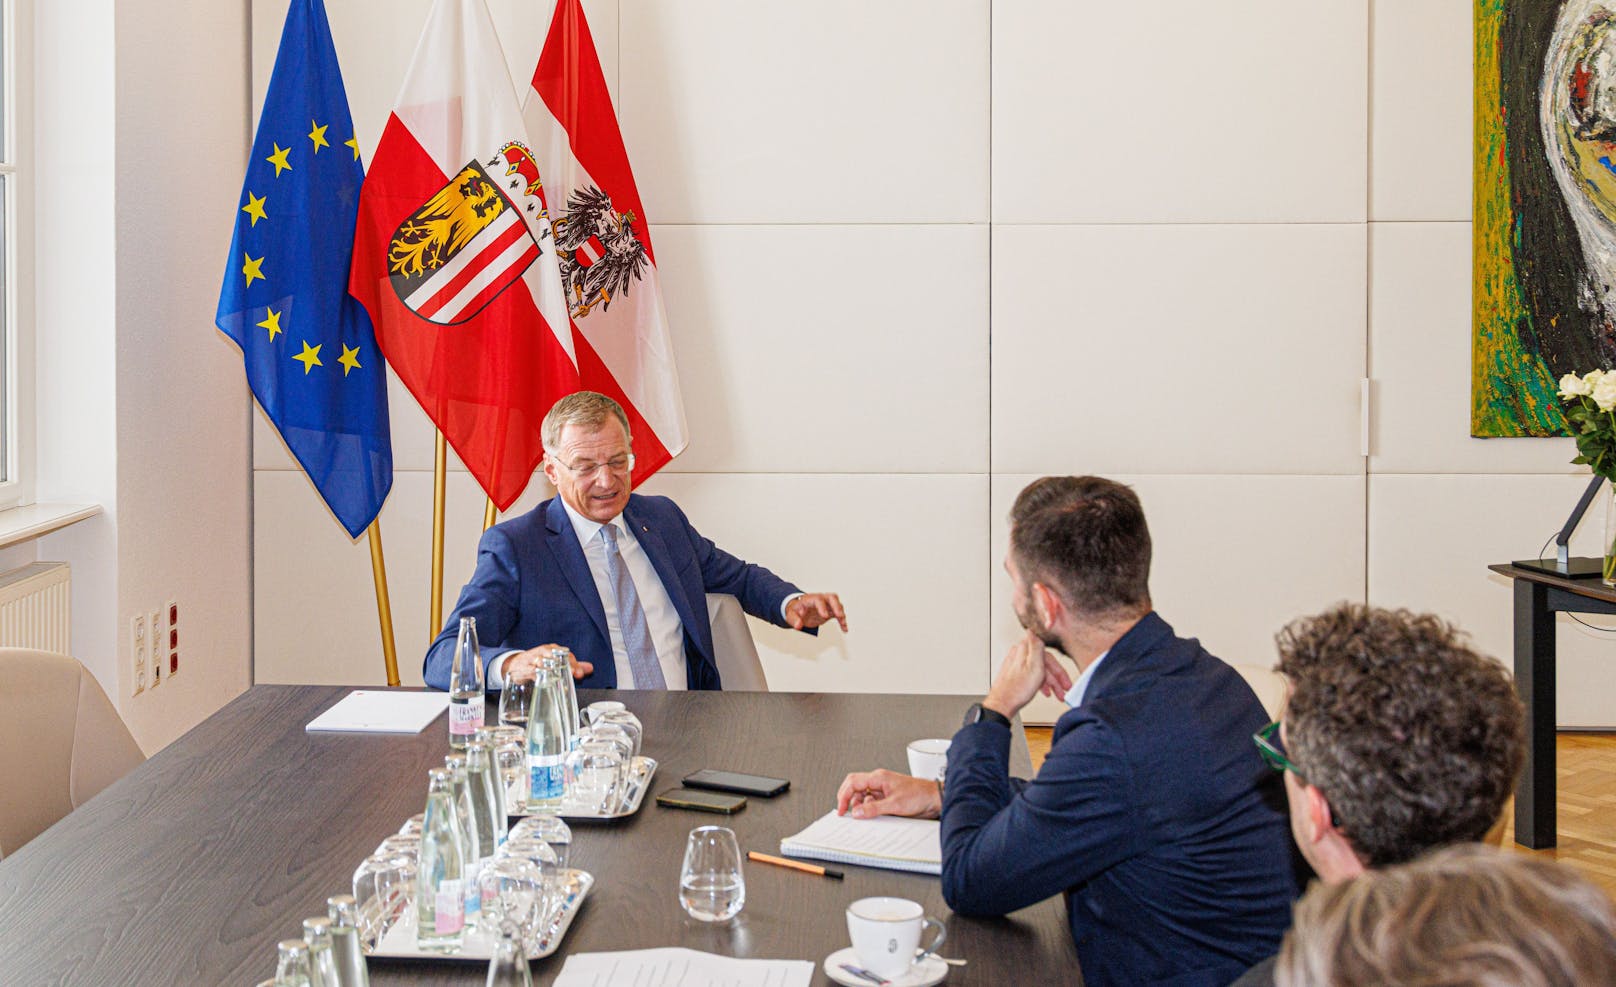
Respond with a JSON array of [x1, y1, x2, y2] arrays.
[[0, 562, 71, 654]]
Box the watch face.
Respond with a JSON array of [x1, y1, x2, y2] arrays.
[[964, 703, 982, 726]]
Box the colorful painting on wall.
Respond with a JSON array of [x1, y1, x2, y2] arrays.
[[1470, 0, 1616, 436]]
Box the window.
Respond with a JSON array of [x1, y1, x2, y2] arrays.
[[0, 0, 32, 510]]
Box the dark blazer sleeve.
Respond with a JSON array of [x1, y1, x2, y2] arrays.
[[663, 499, 804, 628], [422, 525, 523, 691], [939, 714, 1139, 916]]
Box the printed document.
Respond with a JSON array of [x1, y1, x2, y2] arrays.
[[553, 947, 812, 987]]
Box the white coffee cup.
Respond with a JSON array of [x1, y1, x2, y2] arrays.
[[846, 896, 946, 979], [906, 738, 951, 781]]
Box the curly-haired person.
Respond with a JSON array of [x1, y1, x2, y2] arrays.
[[1232, 603, 1526, 987]]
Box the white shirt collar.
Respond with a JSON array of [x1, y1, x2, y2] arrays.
[[558, 496, 626, 546], [1064, 649, 1110, 708]]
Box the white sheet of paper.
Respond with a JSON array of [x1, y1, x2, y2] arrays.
[[552, 947, 813, 987], [304, 690, 450, 734]]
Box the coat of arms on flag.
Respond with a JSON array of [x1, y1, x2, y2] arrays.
[[553, 185, 649, 319], [387, 141, 551, 326]]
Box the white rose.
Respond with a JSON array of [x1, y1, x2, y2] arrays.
[[1562, 372, 1594, 399], [1591, 373, 1616, 412]]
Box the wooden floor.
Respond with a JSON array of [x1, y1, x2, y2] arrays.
[[1025, 728, 1616, 899]]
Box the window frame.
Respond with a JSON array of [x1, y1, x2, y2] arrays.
[[0, 0, 34, 511]]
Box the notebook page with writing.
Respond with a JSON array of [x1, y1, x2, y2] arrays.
[[780, 811, 942, 875]]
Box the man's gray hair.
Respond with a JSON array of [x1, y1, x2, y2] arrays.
[[542, 391, 632, 454]]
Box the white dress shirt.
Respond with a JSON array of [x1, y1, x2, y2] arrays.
[[486, 501, 802, 690], [558, 499, 689, 689], [1063, 649, 1110, 708]]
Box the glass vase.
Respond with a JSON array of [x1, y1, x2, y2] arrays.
[[1604, 484, 1616, 587]]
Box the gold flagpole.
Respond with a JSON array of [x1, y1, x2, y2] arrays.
[[367, 522, 400, 686], [483, 497, 498, 532], [431, 431, 447, 640]]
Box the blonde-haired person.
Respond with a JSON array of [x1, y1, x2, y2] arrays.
[[1276, 844, 1616, 987]]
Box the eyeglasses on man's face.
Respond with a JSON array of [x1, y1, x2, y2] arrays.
[[555, 452, 634, 479], [1253, 720, 1299, 775]]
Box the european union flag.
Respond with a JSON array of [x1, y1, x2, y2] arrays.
[[216, 0, 390, 538]]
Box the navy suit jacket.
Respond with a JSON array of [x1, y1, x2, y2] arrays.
[[423, 495, 804, 691], [940, 613, 1295, 987]]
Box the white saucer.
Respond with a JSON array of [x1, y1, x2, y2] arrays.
[[823, 946, 948, 987]]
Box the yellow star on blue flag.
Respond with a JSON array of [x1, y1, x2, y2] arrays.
[[214, 0, 391, 538]]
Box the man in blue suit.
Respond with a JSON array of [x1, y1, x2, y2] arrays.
[[837, 476, 1294, 986], [424, 391, 846, 692]]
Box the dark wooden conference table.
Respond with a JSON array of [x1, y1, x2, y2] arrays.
[[0, 686, 1078, 985]]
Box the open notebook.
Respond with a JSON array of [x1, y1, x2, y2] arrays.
[[780, 811, 942, 875]]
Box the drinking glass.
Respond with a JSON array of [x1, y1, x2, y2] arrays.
[[498, 679, 532, 727], [584, 704, 643, 757], [565, 739, 627, 815], [579, 722, 635, 762], [477, 856, 548, 948], [398, 813, 425, 837], [352, 851, 416, 948], [679, 826, 745, 922], [508, 814, 571, 869], [496, 741, 529, 813]]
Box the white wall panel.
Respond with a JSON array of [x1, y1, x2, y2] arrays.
[[993, 0, 1368, 224], [258, 470, 988, 697], [1370, 222, 1576, 474], [655, 224, 989, 473], [992, 474, 1366, 724], [1370, 0, 1471, 221], [992, 224, 1367, 475], [1369, 474, 1615, 728], [256, 470, 511, 686], [638, 472, 989, 695], [252, 0, 619, 160], [618, 0, 990, 224]]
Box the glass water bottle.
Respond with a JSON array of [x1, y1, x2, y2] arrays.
[[449, 617, 485, 750], [301, 916, 339, 987], [526, 656, 569, 812], [415, 768, 467, 952], [324, 895, 369, 987]]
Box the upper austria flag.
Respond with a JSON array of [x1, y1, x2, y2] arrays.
[[350, 0, 581, 510], [216, 0, 391, 539], [523, 0, 688, 481]]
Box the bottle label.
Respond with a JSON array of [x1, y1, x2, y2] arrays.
[[464, 859, 481, 918], [449, 700, 483, 736], [434, 879, 465, 934], [529, 752, 566, 801]]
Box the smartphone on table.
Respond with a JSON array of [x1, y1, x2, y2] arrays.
[[683, 769, 790, 798], [656, 787, 748, 814]]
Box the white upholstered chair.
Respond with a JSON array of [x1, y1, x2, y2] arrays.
[[0, 648, 145, 859], [706, 594, 768, 691]]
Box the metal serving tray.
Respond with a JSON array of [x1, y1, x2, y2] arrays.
[[512, 755, 657, 822], [367, 868, 593, 962]]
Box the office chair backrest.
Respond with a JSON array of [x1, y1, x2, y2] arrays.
[[0, 647, 144, 858]]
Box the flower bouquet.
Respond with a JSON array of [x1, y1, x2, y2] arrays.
[[1558, 370, 1616, 584]]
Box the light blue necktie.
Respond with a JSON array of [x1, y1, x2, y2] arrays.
[[600, 523, 666, 689]]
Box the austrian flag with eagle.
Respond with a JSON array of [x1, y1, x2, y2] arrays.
[[387, 142, 550, 326]]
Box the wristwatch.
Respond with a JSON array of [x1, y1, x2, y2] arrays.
[[963, 702, 1011, 729]]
